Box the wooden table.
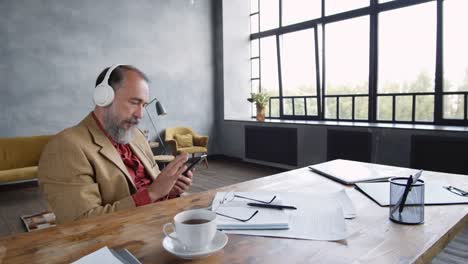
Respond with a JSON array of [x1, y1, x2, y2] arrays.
[[0, 162, 467, 263]]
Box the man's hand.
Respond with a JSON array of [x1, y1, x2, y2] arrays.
[[147, 153, 189, 202], [168, 169, 193, 198]]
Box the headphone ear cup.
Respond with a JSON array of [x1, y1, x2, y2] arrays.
[[93, 84, 115, 107]]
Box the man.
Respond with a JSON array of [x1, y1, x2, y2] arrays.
[[38, 65, 192, 223]]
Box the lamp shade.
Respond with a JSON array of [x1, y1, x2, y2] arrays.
[[155, 100, 167, 116]]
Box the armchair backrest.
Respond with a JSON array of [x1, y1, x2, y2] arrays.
[[165, 127, 197, 141]]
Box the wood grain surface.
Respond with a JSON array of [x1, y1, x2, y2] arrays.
[[0, 164, 467, 264]]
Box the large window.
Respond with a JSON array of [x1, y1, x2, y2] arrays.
[[378, 2, 436, 123], [250, 0, 468, 126], [280, 29, 318, 117], [282, 0, 321, 26], [443, 0, 468, 121], [325, 16, 369, 120]]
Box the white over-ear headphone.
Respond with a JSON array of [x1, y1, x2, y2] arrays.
[[93, 64, 122, 107]]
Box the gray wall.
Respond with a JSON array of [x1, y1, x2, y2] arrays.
[[217, 0, 468, 169], [0, 0, 217, 153]]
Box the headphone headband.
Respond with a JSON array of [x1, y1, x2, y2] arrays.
[[100, 64, 122, 87]]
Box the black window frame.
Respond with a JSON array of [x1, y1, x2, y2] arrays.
[[249, 0, 468, 126]]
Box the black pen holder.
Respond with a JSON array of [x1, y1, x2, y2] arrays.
[[389, 177, 425, 225]]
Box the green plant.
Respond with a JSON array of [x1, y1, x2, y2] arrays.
[[247, 92, 270, 108]]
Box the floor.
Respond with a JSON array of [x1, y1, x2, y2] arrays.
[[0, 158, 465, 263]]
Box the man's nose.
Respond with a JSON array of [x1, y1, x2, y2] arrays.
[[134, 105, 144, 119]]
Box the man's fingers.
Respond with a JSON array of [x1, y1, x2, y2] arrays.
[[177, 175, 192, 186], [184, 170, 194, 179], [172, 185, 184, 194], [174, 180, 189, 191], [163, 153, 188, 173], [174, 164, 189, 178]]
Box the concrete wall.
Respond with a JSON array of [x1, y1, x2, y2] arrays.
[[221, 0, 251, 120], [0, 0, 217, 153]]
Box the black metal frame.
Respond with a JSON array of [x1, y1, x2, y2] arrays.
[[249, 0, 468, 126]]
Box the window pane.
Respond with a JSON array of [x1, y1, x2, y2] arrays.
[[444, 0, 468, 92], [378, 96, 392, 121], [283, 98, 293, 115], [326, 16, 369, 96], [378, 2, 436, 94], [251, 0, 258, 14], [260, 37, 279, 96], [270, 98, 280, 117], [443, 94, 464, 119], [355, 96, 368, 120], [325, 97, 337, 119], [339, 97, 352, 119], [326, 0, 369, 16], [260, 0, 279, 31], [251, 58, 259, 78], [306, 98, 318, 116], [395, 96, 412, 121], [283, 0, 321, 26], [281, 29, 317, 97], [251, 79, 260, 94], [251, 14, 259, 34], [415, 95, 434, 122], [251, 39, 259, 57], [294, 98, 305, 115]]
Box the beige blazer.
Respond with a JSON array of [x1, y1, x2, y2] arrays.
[[38, 113, 160, 224]]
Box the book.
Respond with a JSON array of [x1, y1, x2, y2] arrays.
[[20, 211, 56, 232], [309, 159, 419, 185]]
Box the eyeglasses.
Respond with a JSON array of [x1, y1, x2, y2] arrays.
[[444, 186, 468, 196], [213, 192, 277, 222]]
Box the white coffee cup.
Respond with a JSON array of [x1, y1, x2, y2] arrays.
[[163, 209, 217, 252]]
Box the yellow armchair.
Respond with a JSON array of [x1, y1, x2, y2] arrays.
[[165, 127, 209, 167]]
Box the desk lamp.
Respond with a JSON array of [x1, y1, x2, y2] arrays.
[[145, 98, 168, 154]]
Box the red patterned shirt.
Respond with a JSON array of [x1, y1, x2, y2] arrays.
[[92, 112, 153, 206]]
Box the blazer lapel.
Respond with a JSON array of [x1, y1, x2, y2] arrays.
[[84, 114, 137, 190], [130, 141, 157, 181]]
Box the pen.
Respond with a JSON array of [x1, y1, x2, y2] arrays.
[[396, 170, 423, 214], [247, 203, 297, 210], [398, 176, 413, 213]]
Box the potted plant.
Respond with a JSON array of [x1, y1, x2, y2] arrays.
[[247, 92, 270, 121]]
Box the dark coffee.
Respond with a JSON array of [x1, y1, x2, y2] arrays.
[[182, 219, 210, 225]]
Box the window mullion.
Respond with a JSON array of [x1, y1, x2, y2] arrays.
[[434, 0, 443, 124]]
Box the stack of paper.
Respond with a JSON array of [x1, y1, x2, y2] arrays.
[[212, 190, 356, 241], [212, 192, 289, 230]]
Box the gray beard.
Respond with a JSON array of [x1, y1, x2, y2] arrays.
[[103, 111, 135, 144]]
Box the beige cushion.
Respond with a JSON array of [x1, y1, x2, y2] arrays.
[[174, 134, 194, 148], [0, 166, 37, 183]]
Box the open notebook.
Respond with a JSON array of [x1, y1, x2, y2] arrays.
[[212, 192, 289, 230]]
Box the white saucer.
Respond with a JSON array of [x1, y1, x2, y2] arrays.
[[162, 231, 228, 260]]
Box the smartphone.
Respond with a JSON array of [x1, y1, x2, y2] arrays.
[[183, 154, 207, 176]]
